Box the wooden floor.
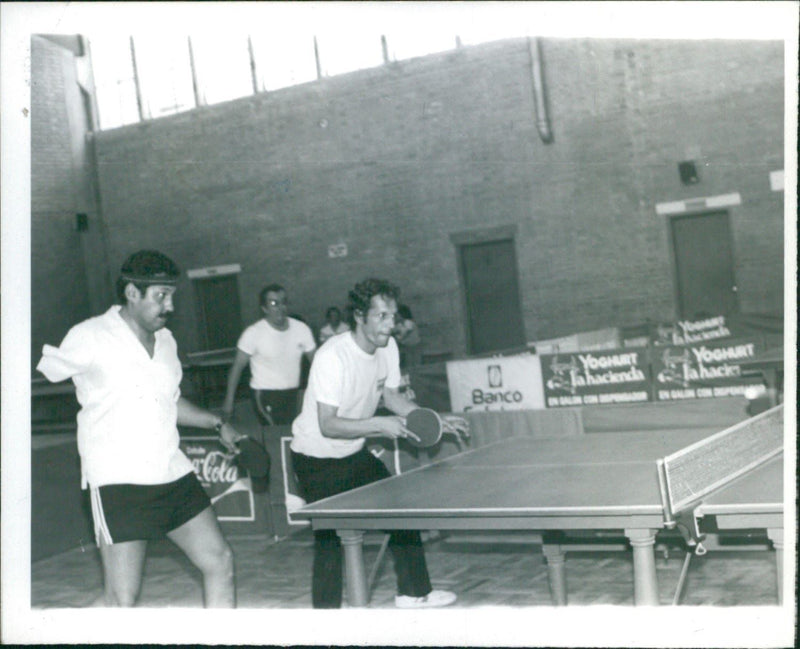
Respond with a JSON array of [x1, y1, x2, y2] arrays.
[[31, 527, 780, 609]]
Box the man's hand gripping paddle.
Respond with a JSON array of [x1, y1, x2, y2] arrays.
[[404, 408, 444, 448], [234, 436, 271, 479]]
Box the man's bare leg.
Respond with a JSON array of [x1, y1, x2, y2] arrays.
[[168, 506, 235, 608], [98, 539, 147, 606]]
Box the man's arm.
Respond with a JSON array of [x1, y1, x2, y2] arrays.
[[221, 349, 251, 419], [177, 396, 244, 452], [316, 402, 418, 443], [383, 387, 471, 443], [382, 386, 417, 417]]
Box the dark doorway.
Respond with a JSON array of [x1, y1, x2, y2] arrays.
[[670, 210, 739, 318], [192, 274, 243, 351], [459, 238, 526, 354]]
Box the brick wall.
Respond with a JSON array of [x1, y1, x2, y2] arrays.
[[31, 36, 111, 361], [31, 36, 92, 359], [35, 37, 784, 359]]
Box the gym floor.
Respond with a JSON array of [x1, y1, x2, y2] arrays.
[[31, 526, 779, 608]]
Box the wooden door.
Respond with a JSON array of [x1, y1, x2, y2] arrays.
[[671, 210, 739, 318], [192, 274, 243, 350], [459, 239, 526, 354]]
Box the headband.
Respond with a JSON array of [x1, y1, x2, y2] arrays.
[[120, 274, 179, 285]]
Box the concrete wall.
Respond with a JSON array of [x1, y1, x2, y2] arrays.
[[33, 37, 785, 360]]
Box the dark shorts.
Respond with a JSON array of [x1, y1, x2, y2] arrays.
[[90, 472, 211, 545], [252, 388, 300, 425]]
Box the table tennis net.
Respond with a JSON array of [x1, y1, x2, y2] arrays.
[[659, 404, 783, 518]]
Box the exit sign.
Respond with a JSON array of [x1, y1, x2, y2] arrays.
[[328, 243, 348, 258]]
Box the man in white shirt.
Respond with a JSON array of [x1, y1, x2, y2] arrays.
[[37, 250, 244, 607], [318, 306, 350, 344], [223, 284, 316, 425], [291, 278, 468, 608]]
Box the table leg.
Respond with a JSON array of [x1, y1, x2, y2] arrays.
[[767, 527, 783, 605], [541, 543, 567, 606], [625, 528, 660, 606], [338, 530, 369, 607]]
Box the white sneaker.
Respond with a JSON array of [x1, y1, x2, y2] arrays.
[[395, 590, 457, 609]]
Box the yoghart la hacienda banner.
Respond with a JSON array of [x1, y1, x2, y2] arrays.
[[180, 436, 255, 521], [652, 315, 734, 346], [539, 347, 652, 407], [651, 337, 765, 401], [446, 353, 545, 412]]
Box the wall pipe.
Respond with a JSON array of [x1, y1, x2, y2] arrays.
[[528, 37, 554, 144]]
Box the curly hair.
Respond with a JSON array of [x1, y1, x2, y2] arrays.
[[346, 278, 400, 329]]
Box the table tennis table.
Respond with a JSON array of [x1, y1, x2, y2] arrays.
[[294, 411, 784, 607]]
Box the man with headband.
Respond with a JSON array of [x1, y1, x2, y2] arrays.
[[37, 250, 244, 607]]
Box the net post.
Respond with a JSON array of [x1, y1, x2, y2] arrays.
[[656, 458, 676, 529]]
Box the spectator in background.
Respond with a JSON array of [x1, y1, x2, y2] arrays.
[[223, 284, 316, 425], [393, 304, 422, 369], [318, 306, 350, 345]]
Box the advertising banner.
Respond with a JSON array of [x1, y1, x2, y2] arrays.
[[446, 354, 545, 412], [652, 337, 765, 401], [540, 347, 652, 407], [180, 436, 255, 521], [653, 315, 733, 346], [530, 334, 580, 355], [531, 327, 620, 354]]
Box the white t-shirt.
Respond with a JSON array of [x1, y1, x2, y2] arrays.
[[291, 332, 402, 458], [237, 318, 316, 390], [319, 321, 350, 344], [36, 306, 194, 489]]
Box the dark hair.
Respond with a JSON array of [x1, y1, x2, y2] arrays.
[[397, 304, 413, 320], [115, 250, 180, 303], [325, 306, 341, 319], [259, 283, 286, 307], [347, 278, 400, 329]]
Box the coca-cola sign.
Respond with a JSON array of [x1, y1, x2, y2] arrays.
[[190, 449, 240, 484], [180, 436, 255, 521]]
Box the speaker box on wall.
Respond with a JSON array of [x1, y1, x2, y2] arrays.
[[76, 213, 88, 232], [678, 161, 699, 185]]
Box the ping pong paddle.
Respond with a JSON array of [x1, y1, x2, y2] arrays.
[[404, 408, 443, 448], [234, 436, 271, 479]]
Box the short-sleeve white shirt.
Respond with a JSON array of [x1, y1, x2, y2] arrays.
[[319, 322, 350, 344], [36, 306, 194, 488], [237, 318, 316, 390], [291, 333, 402, 458]]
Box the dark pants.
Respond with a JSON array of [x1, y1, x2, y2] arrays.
[[252, 388, 299, 426], [291, 447, 432, 608]]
